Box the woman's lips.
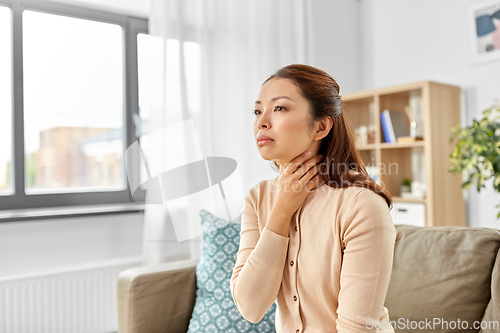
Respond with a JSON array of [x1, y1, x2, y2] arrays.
[[257, 139, 274, 146]]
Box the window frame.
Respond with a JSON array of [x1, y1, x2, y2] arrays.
[[0, 0, 147, 211]]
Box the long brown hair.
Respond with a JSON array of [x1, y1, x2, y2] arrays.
[[263, 64, 402, 241]]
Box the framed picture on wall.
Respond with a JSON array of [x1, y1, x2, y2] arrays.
[[467, 0, 500, 65]]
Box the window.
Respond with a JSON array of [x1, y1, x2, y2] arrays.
[[136, 34, 201, 190], [23, 10, 124, 193], [0, 0, 148, 211], [0, 6, 12, 195]]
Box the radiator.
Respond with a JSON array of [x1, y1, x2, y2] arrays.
[[0, 256, 142, 333]]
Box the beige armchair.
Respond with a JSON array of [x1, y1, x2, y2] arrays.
[[117, 259, 200, 333]]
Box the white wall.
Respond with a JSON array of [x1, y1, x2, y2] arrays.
[[0, 212, 144, 273], [359, 0, 500, 228], [310, 0, 362, 94]]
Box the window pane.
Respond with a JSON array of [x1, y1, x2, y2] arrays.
[[23, 11, 125, 194], [137, 34, 201, 189], [183, 41, 201, 113], [137, 33, 153, 125], [137, 33, 154, 189], [137, 35, 182, 189], [0, 6, 12, 195]]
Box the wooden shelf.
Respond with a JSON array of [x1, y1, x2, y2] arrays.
[[380, 141, 425, 149], [343, 80, 465, 227], [356, 143, 378, 150], [392, 196, 427, 204]]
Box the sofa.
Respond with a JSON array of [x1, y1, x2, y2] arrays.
[[116, 224, 500, 333]]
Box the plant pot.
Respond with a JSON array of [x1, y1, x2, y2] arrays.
[[400, 185, 411, 196]]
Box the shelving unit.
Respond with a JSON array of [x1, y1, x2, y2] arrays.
[[342, 80, 465, 227]]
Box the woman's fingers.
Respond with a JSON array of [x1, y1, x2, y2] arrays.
[[274, 152, 326, 216], [286, 154, 323, 178], [305, 170, 322, 191], [298, 155, 323, 182], [285, 150, 312, 175]]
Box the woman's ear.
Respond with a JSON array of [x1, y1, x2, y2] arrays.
[[314, 116, 333, 141]]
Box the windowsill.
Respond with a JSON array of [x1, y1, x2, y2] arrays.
[[0, 203, 145, 223]]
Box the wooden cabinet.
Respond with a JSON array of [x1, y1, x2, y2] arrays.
[[342, 81, 466, 227]]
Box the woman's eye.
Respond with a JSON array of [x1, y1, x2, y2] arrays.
[[252, 106, 285, 116]]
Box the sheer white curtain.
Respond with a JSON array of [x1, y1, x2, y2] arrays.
[[141, 0, 314, 265]]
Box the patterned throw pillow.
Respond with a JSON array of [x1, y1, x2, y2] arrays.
[[186, 209, 277, 333]]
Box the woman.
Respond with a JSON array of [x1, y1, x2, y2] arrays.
[[230, 64, 400, 333]]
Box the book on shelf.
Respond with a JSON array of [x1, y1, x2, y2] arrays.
[[380, 109, 411, 143], [380, 110, 395, 143]]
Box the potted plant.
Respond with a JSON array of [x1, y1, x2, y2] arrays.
[[448, 100, 500, 218], [400, 177, 412, 195]]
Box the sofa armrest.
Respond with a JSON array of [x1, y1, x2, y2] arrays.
[[117, 258, 199, 333]]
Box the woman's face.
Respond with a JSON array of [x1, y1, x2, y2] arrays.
[[253, 77, 322, 171]]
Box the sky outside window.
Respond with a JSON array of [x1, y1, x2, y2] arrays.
[[23, 10, 125, 193]]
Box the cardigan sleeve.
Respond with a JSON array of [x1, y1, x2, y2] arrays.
[[336, 188, 396, 333], [230, 183, 290, 324]]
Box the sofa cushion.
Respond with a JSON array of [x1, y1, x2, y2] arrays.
[[186, 209, 277, 333], [481, 245, 500, 333], [385, 225, 500, 333]]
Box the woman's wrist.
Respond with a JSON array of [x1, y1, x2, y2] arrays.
[[270, 206, 292, 221], [266, 207, 293, 237]]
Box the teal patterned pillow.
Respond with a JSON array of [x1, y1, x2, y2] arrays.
[[186, 209, 277, 333]]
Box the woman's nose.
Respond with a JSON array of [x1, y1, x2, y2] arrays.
[[257, 112, 269, 129]]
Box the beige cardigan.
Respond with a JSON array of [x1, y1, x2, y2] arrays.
[[230, 176, 396, 333]]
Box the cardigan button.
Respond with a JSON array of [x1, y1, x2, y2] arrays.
[[293, 295, 297, 301], [296, 330, 300, 333], [294, 226, 297, 231], [290, 261, 294, 266]]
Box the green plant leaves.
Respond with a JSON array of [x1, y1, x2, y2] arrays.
[[448, 100, 500, 219]]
